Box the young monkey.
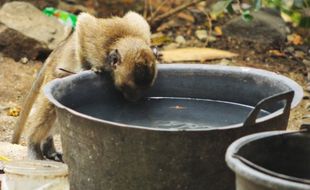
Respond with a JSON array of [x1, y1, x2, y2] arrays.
[[11, 11, 157, 160]]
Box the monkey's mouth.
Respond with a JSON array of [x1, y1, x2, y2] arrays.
[[118, 84, 142, 102], [122, 90, 141, 102]]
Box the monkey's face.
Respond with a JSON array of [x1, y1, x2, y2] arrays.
[[108, 47, 157, 102]]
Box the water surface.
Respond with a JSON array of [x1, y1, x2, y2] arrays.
[[75, 97, 270, 129]]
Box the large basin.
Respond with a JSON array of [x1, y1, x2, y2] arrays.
[[44, 64, 303, 190]]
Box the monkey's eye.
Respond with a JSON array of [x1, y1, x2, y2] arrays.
[[151, 46, 162, 60], [152, 47, 158, 56], [111, 55, 118, 66], [107, 49, 121, 68]]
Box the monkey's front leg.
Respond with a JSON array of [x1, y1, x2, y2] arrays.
[[42, 136, 63, 162], [27, 93, 61, 161]]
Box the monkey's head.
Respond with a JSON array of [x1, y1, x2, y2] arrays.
[[107, 37, 157, 102], [76, 13, 157, 102]]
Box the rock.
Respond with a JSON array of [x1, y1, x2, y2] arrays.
[[189, 8, 206, 24], [306, 85, 310, 93], [0, 1, 71, 50], [0, 23, 50, 61], [284, 46, 295, 54], [302, 114, 310, 119], [20, 57, 29, 64], [195, 29, 208, 40], [303, 92, 310, 100], [304, 59, 310, 67], [207, 35, 217, 42], [175, 35, 186, 44], [0, 142, 27, 161], [218, 59, 233, 66], [222, 9, 287, 45], [0, 0, 59, 10], [294, 51, 305, 59], [163, 43, 179, 50]]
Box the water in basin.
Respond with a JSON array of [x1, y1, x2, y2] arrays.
[[75, 97, 270, 129]]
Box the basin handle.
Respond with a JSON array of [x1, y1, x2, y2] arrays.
[[243, 90, 294, 127], [300, 123, 310, 132]]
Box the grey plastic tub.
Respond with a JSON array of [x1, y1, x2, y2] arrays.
[[226, 125, 310, 190], [44, 64, 303, 190]]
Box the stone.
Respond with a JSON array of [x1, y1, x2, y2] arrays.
[[303, 59, 310, 67], [303, 92, 310, 100], [20, 57, 29, 64], [306, 85, 310, 92], [195, 29, 208, 40], [218, 59, 232, 66], [0, 0, 59, 10], [207, 35, 217, 42], [175, 35, 186, 44], [0, 142, 27, 161], [284, 46, 295, 53], [0, 1, 71, 50], [294, 51, 305, 59], [0, 22, 50, 61], [222, 9, 287, 45], [163, 43, 179, 50]]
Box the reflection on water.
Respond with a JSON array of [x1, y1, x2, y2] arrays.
[[75, 97, 270, 129]]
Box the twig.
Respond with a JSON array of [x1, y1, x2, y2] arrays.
[[58, 68, 76, 75], [148, 0, 153, 17], [149, 0, 205, 30], [148, 0, 169, 21], [203, 10, 212, 47], [143, 0, 148, 18]]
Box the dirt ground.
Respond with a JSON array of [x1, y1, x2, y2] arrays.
[[0, 47, 308, 146], [0, 3, 309, 157], [0, 57, 42, 145]]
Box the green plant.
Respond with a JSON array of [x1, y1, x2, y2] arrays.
[[210, 0, 310, 27]]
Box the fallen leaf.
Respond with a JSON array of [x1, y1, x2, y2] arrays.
[[214, 26, 223, 36], [287, 33, 303, 45], [151, 33, 172, 46], [178, 13, 195, 23], [7, 107, 21, 117], [161, 48, 238, 62], [0, 155, 11, 162], [268, 50, 286, 57]]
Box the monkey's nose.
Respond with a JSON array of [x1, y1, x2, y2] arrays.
[[122, 88, 142, 102]]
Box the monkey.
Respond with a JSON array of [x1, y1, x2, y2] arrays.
[[11, 11, 157, 161]]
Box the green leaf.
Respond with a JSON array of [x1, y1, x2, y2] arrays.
[[210, 0, 233, 16], [281, 0, 294, 9], [226, 2, 235, 14], [242, 10, 253, 22], [291, 11, 302, 24], [299, 16, 310, 28]]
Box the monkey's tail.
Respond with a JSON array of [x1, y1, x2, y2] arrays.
[[11, 64, 48, 144]]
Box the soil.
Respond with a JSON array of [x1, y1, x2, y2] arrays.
[[0, 57, 42, 145], [0, 42, 307, 146], [0, 4, 309, 159]]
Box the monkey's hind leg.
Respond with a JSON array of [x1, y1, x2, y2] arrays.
[[27, 94, 61, 161], [42, 136, 63, 162]]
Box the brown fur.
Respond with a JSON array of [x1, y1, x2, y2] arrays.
[[11, 11, 157, 160]]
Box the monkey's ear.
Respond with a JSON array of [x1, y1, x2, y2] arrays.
[[151, 46, 162, 61], [106, 49, 121, 69], [76, 13, 97, 30], [76, 13, 98, 44]]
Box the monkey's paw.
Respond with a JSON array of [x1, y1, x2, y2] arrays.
[[45, 152, 63, 162]]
